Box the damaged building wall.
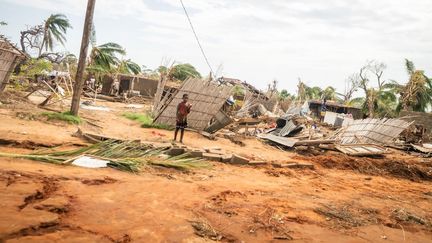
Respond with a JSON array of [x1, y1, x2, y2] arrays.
[[309, 100, 363, 119], [131, 77, 159, 97], [154, 78, 233, 130], [0, 36, 26, 91], [400, 111, 432, 142], [101, 74, 159, 97]]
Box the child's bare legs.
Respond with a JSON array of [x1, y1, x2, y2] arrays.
[[174, 127, 179, 141], [179, 128, 185, 143]]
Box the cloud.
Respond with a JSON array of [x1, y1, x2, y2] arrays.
[[2, 0, 431, 93]]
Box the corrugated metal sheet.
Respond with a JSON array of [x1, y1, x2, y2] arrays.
[[338, 118, 413, 145], [278, 120, 297, 137], [257, 133, 298, 147]]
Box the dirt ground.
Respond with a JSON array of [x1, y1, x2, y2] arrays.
[[0, 91, 431, 242]]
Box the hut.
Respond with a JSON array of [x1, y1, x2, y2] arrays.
[[399, 111, 432, 142], [0, 35, 27, 91], [101, 74, 160, 97], [309, 100, 363, 119]]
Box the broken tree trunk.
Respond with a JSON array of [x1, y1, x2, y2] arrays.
[[70, 0, 96, 115]]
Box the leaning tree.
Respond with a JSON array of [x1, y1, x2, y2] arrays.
[[20, 14, 71, 63]]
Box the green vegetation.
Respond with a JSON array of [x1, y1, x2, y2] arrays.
[[232, 85, 246, 97], [89, 42, 126, 70], [279, 89, 294, 101], [40, 13, 72, 55], [123, 112, 173, 130], [19, 58, 53, 77], [117, 59, 142, 75], [171, 63, 202, 81], [41, 111, 82, 124]]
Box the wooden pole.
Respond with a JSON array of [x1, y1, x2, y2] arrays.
[[70, 0, 96, 115]]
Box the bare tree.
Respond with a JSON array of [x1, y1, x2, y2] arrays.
[[266, 79, 278, 98], [19, 25, 66, 64], [359, 63, 375, 117], [368, 60, 387, 89], [20, 25, 44, 55], [356, 60, 388, 118], [340, 73, 361, 102]]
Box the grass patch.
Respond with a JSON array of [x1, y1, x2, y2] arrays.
[[123, 112, 173, 130], [41, 111, 82, 124]]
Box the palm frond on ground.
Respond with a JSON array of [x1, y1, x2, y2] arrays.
[[0, 140, 210, 173]]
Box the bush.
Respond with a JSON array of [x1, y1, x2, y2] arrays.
[[41, 111, 81, 124], [123, 112, 173, 130], [19, 58, 53, 77]]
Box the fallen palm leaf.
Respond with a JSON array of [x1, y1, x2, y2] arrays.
[[0, 140, 211, 173]]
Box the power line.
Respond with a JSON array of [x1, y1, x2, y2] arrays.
[[179, 0, 214, 77]]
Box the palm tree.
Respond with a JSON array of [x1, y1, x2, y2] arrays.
[[347, 97, 366, 108], [39, 14, 72, 56], [322, 86, 338, 101], [169, 63, 201, 81], [307, 86, 323, 99], [348, 87, 398, 118], [88, 42, 126, 70], [399, 59, 432, 112], [117, 59, 141, 75], [85, 42, 126, 88], [374, 88, 398, 117]]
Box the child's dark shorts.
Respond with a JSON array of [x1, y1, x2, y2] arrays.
[[176, 120, 187, 129]]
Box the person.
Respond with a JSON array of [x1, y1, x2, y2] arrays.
[[111, 78, 120, 96], [174, 94, 192, 143], [320, 98, 327, 122]]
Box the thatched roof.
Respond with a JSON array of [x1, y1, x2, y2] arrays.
[[0, 35, 27, 58]]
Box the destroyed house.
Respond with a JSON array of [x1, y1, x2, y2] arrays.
[[0, 35, 27, 91], [218, 77, 268, 98], [399, 111, 432, 142], [309, 100, 363, 119], [101, 74, 160, 98], [154, 78, 233, 131]]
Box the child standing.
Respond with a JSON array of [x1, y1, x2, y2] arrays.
[[174, 94, 192, 143]]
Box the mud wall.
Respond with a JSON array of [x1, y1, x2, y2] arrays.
[[400, 111, 432, 131], [400, 111, 432, 141], [132, 78, 158, 97]]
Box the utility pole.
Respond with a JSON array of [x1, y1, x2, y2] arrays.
[[70, 0, 96, 115]]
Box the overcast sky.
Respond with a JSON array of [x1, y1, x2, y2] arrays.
[[1, 0, 431, 95]]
